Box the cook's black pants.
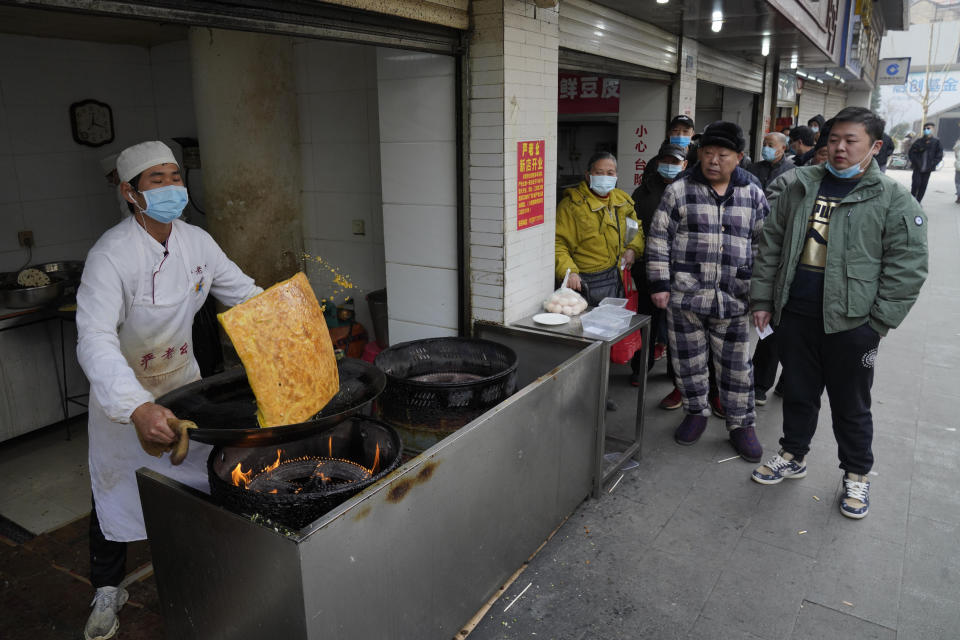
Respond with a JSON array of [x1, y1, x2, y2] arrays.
[[911, 170, 932, 202], [777, 311, 881, 474], [89, 496, 126, 588], [752, 331, 780, 392]]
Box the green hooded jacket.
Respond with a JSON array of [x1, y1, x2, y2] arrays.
[[750, 161, 927, 336]]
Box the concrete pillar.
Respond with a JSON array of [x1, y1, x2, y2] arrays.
[[189, 28, 303, 288], [671, 37, 699, 120], [469, 0, 560, 325]]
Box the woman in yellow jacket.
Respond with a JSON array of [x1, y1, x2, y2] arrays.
[[555, 151, 645, 306]]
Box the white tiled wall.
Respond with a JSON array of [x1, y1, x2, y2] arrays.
[[468, 0, 560, 325], [0, 35, 197, 273], [293, 39, 385, 337], [377, 47, 459, 343]]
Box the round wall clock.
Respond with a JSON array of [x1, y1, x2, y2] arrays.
[[69, 99, 115, 147]]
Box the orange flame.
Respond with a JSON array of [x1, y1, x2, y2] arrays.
[[269, 489, 278, 494], [370, 443, 380, 474], [262, 449, 283, 474], [231, 463, 254, 488]]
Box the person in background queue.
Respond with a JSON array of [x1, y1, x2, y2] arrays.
[[646, 121, 768, 462], [953, 137, 960, 204], [76, 141, 263, 640], [629, 142, 686, 385], [555, 150, 644, 306], [908, 122, 943, 202], [641, 114, 697, 184], [807, 114, 826, 142], [789, 126, 816, 166], [875, 132, 894, 172], [750, 107, 928, 519], [747, 132, 796, 194]]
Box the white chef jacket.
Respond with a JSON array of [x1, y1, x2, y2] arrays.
[[77, 216, 262, 541]]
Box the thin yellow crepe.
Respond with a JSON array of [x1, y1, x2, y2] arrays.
[[218, 272, 339, 427]]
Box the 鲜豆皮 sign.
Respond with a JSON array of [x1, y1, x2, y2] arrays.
[[517, 140, 545, 230]]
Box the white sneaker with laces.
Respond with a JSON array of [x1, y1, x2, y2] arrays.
[[751, 450, 807, 485], [84, 586, 128, 640], [840, 473, 870, 519]]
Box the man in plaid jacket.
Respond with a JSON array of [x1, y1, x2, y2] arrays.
[[647, 121, 769, 462]]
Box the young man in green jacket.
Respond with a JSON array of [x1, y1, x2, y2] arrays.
[[749, 107, 928, 519]]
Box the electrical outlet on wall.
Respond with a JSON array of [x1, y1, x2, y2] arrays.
[[352, 220, 365, 236], [18, 230, 34, 247]]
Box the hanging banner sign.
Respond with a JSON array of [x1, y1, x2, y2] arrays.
[[878, 58, 911, 85], [558, 73, 620, 114], [517, 140, 545, 230]]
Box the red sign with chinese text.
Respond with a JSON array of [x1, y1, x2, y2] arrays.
[[558, 73, 621, 114], [517, 140, 545, 230]]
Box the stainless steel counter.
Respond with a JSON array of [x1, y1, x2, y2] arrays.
[[510, 311, 651, 496]]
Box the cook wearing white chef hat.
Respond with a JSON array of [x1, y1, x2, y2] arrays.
[[76, 140, 262, 640]]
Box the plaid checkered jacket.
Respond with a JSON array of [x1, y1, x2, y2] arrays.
[[647, 166, 768, 318]]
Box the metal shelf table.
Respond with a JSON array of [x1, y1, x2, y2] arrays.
[[511, 311, 651, 497]]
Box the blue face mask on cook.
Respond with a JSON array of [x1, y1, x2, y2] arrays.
[[589, 174, 618, 196], [669, 136, 691, 147], [761, 146, 778, 162], [657, 163, 683, 180], [135, 185, 189, 224]]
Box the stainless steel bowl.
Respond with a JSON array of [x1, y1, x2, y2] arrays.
[[0, 273, 66, 309], [36, 261, 84, 284]]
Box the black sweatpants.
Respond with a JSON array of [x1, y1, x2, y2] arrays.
[[89, 496, 127, 588], [752, 331, 780, 392], [777, 311, 881, 474], [911, 170, 932, 202]]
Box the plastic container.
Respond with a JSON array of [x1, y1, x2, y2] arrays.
[[595, 305, 634, 320], [580, 308, 632, 339], [598, 297, 628, 308]]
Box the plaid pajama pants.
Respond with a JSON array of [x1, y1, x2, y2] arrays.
[[667, 309, 755, 430]]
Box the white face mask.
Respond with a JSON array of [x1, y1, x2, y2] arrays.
[[589, 174, 618, 196]]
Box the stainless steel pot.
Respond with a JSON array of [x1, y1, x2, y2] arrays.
[[0, 277, 65, 308]]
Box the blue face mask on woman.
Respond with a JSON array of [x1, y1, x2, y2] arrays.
[[135, 185, 189, 223], [761, 146, 778, 162], [657, 163, 683, 180], [669, 136, 691, 147], [589, 174, 618, 196]]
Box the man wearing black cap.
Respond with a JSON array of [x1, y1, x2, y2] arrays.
[[641, 115, 697, 184], [789, 126, 816, 166], [647, 121, 768, 462]]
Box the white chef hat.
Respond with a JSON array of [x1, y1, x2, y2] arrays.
[[99, 153, 119, 176], [117, 141, 178, 183]]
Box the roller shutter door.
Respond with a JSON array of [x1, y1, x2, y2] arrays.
[[798, 84, 828, 125]]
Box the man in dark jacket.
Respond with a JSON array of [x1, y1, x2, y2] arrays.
[[908, 122, 944, 202], [747, 132, 795, 193], [750, 107, 928, 519], [789, 126, 816, 166]]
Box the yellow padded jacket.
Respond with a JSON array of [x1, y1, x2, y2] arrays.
[[554, 181, 645, 281]]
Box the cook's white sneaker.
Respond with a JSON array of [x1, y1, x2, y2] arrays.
[[84, 585, 128, 640]]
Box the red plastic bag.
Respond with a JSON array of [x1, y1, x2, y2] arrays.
[[610, 267, 642, 364]]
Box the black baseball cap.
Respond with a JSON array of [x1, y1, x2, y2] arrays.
[[658, 142, 687, 161], [669, 115, 695, 130]]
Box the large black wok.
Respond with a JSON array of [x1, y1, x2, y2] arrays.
[[156, 358, 385, 447]]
